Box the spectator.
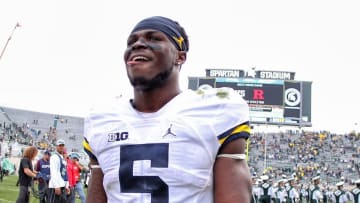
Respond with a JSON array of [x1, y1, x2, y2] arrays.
[[48, 139, 70, 203], [15, 146, 38, 203], [35, 150, 51, 203], [63, 149, 76, 203], [70, 153, 86, 203]]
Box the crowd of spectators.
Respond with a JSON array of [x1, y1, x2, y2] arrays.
[[248, 129, 360, 185]]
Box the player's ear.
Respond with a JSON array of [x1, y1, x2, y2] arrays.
[[175, 51, 186, 66]]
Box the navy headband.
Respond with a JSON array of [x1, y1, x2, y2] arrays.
[[131, 16, 188, 52]]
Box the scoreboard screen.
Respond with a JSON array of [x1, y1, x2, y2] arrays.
[[188, 77, 312, 127]]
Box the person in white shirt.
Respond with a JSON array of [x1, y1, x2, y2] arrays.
[[349, 179, 360, 203], [310, 176, 323, 203], [258, 175, 272, 203], [286, 177, 300, 203], [251, 175, 260, 203], [274, 179, 287, 203], [330, 181, 349, 203], [48, 139, 70, 203]]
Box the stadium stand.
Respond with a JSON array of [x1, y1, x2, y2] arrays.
[[1, 105, 359, 189], [248, 129, 360, 186], [0, 106, 83, 153]]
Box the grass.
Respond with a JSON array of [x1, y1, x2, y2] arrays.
[[0, 175, 85, 203]]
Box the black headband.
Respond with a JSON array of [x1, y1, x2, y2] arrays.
[[131, 16, 187, 51]]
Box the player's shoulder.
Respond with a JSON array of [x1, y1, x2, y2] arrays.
[[188, 85, 247, 106], [179, 86, 249, 124], [84, 96, 130, 120]]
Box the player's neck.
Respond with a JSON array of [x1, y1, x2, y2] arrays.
[[132, 85, 181, 113]]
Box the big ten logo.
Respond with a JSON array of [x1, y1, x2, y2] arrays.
[[108, 132, 129, 142]]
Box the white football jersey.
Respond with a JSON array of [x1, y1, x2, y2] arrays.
[[83, 87, 250, 203]]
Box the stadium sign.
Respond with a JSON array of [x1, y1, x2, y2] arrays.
[[256, 71, 295, 80], [188, 76, 312, 127], [206, 69, 245, 78]]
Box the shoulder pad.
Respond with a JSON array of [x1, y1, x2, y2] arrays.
[[196, 86, 234, 99], [262, 183, 270, 188], [334, 190, 342, 196], [352, 188, 360, 195]]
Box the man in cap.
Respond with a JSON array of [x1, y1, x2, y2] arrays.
[[259, 175, 272, 203], [63, 148, 76, 203], [274, 179, 287, 203], [349, 179, 360, 203], [48, 139, 69, 203], [309, 176, 323, 203], [83, 16, 251, 203], [251, 174, 260, 203], [286, 177, 299, 203], [70, 153, 86, 203], [34, 150, 51, 203], [330, 181, 349, 203], [299, 183, 309, 203], [322, 182, 331, 203]]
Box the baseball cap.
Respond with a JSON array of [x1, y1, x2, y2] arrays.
[[336, 181, 344, 187], [312, 176, 320, 181], [260, 175, 269, 181], [278, 179, 286, 183], [56, 139, 65, 146], [70, 153, 80, 160], [355, 179, 360, 184], [44, 150, 51, 155]]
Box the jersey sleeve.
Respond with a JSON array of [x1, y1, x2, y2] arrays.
[[83, 114, 98, 162], [217, 121, 251, 146], [211, 87, 251, 146]]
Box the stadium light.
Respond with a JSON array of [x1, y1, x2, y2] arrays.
[[0, 22, 21, 62]]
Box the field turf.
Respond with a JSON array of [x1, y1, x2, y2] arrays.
[[0, 175, 84, 203]]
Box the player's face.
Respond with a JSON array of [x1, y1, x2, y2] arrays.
[[124, 29, 179, 91]]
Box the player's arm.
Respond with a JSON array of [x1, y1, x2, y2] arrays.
[[87, 157, 107, 203], [83, 138, 107, 203], [214, 137, 252, 203]]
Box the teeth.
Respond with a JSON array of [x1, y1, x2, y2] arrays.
[[132, 56, 149, 61]]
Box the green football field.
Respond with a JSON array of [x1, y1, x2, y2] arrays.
[[0, 175, 84, 203]]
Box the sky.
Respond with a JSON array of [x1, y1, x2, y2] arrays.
[[0, 0, 359, 134]]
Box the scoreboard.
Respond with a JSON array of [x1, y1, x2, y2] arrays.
[[188, 70, 312, 127]]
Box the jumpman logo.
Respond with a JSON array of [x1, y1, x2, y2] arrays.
[[163, 124, 176, 138]]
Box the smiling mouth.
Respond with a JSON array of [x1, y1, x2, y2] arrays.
[[127, 55, 150, 65]]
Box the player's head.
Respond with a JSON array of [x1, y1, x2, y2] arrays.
[[124, 16, 189, 91]]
